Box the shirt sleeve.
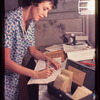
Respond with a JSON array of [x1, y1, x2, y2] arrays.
[[4, 14, 14, 49]]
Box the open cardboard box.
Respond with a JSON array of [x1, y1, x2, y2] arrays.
[[45, 50, 67, 62], [47, 59, 95, 100]]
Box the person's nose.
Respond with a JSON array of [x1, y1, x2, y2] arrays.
[[44, 12, 48, 18]]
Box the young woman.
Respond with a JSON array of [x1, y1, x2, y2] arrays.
[[4, 0, 61, 99]]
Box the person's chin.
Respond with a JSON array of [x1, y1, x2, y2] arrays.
[[34, 18, 39, 21], [32, 18, 38, 22]]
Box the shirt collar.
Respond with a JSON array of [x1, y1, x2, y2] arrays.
[[14, 7, 24, 34], [14, 7, 35, 35]]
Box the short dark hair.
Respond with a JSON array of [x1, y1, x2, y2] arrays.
[[18, 0, 58, 9]]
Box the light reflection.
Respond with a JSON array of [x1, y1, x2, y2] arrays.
[[78, 0, 95, 15]]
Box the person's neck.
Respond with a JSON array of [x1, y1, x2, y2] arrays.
[[22, 5, 33, 31], [22, 5, 33, 23]]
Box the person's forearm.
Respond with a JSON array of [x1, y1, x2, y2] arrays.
[[30, 48, 47, 61], [5, 58, 55, 79], [29, 46, 57, 66], [31, 49, 54, 62], [5, 59, 38, 78]]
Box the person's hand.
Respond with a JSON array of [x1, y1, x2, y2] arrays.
[[50, 59, 61, 70], [34, 65, 54, 79]]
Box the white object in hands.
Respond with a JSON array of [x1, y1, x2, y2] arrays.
[[27, 57, 62, 85]]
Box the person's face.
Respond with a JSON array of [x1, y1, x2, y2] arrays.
[[31, 1, 53, 21]]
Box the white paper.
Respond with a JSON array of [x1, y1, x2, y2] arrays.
[[67, 49, 95, 61], [72, 86, 92, 99], [27, 57, 62, 85], [45, 44, 63, 52], [63, 44, 90, 53]]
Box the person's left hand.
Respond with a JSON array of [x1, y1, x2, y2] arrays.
[[49, 59, 61, 70]]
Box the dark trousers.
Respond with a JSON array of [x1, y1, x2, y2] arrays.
[[26, 57, 39, 100]]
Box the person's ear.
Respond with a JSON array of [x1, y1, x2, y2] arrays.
[[31, 2, 38, 7], [31, 2, 34, 5]]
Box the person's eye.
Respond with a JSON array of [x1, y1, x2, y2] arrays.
[[43, 8, 46, 11]]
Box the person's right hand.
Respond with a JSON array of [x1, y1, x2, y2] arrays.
[[33, 66, 54, 79]]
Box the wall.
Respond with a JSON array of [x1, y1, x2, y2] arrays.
[[89, 15, 95, 47], [35, 17, 83, 47], [5, 0, 18, 11]]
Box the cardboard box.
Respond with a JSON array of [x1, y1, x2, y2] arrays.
[[47, 59, 95, 100], [45, 50, 67, 62]]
